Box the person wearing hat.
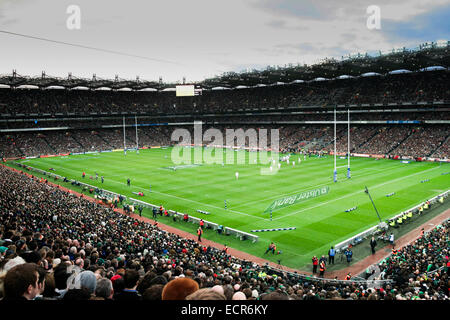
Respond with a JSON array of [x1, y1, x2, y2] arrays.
[[0, 246, 8, 258], [75, 271, 97, 297], [15, 240, 26, 254]]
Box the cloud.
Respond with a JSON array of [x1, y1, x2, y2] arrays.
[[381, 3, 450, 43], [0, 0, 448, 82], [265, 19, 309, 31], [252, 0, 328, 20], [263, 42, 349, 60]]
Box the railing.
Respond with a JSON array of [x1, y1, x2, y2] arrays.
[[334, 189, 449, 252], [224, 227, 259, 243], [264, 264, 394, 287], [128, 197, 258, 242], [16, 163, 128, 202]]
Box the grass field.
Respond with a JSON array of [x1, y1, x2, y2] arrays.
[[11, 147, 450, 269]]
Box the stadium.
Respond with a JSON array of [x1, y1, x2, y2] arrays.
[[0, 0, 449, 308]]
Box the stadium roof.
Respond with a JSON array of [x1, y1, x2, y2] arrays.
[[0, 41, 449, 91]]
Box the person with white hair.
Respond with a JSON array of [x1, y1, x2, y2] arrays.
[[94, 278, 113, 300], [69, 246, 77, 259], [74, 270, 97, 297]]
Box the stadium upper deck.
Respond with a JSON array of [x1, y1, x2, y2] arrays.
[[0, 70, 448, 116]]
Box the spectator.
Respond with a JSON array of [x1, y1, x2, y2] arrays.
[[232, 291, 247, 300], [63, 288, 91, 301], [161, 277, 199, 300], [261, 291, 289, 300], [3, 263, 41, 301], [93, 278, 114, 300], [53, 263, 70, 299], [0, 164, 448, 301], [143, 284, 164, 301], [74, 270, 97, 298], [40, 273, 60, 300], [185, 288, 226, 300], [114, 269, 142, 301]]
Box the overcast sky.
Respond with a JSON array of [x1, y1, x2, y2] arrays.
[[0, 0, 448, 83]]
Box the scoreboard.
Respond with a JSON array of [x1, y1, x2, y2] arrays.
[[176, 85, 202, 96]]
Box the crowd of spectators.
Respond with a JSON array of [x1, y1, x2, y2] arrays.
[[431, 138, 450, 159], [1, 71, 448, 116], [393, 126, 448, 158], [0, 165, 448, 301], [376, 221, 449, 300], [357, 126, 412, 156], [0, 126, 175, 158], [1, 124, 448, 159]]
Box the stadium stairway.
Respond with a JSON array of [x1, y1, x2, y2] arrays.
[[357, 129, 380, 150], [387, 128, 415, 155], [302, 140, 320, 150], [140, 129, 156, 144], [322, 127, 346, 149], [430, 134, 450, 157], [12, 140, 24, 157], [97, 132, 114, 149], [40, 136, 58, 154], [70, 134, 85, 150]]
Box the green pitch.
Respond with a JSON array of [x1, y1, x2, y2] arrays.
[[12, 147, 450, 269]]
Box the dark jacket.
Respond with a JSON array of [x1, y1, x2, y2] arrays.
[[114, 289, 142, 301]]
